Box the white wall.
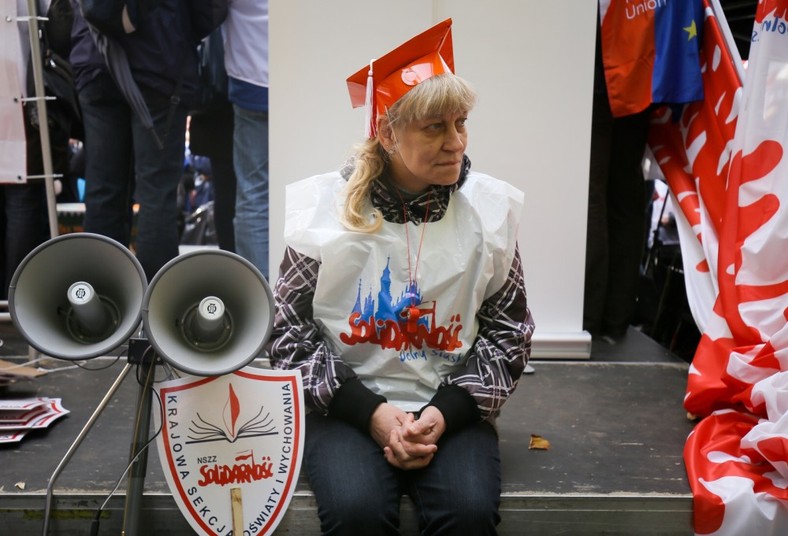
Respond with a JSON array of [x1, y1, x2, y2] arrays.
[[269, 1, 598, 358]]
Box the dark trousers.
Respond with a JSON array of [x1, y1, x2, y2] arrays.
[[189, 100, 236, 252], [304, 412, 501, 535], [78, 72, 188, 281], [1, 183, 47, 300], [583, 93, 650, 338]]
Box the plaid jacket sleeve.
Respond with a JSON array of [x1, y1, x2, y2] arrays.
[[441, 244, 534, 420], [266, 246, 358, 413]]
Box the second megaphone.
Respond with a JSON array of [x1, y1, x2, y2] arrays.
[[141, 249, 274, 376]]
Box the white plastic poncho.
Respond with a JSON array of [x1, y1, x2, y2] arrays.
[[284, 171, 523, 411]]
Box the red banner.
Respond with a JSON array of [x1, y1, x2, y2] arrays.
[[649, 0, 788, 533]]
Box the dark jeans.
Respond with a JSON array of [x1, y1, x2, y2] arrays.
[[584, 93, 650, 338], [78, 72, 188, 280], [189, 100, 236, 252], [304, 412, 501, 535], [1, 183, 48, 300]]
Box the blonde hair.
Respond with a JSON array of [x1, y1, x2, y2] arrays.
[[341, 73, 477, 232]]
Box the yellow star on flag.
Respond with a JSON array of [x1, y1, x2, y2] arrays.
[[684, 20, 698, 41]]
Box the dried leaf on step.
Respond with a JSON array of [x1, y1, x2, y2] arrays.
[[529, 434, 551, 450]]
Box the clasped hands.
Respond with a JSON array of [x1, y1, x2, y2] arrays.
[[370, 403, 446, 470]]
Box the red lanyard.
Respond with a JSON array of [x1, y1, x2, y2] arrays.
[[400, 194, 431, 334]]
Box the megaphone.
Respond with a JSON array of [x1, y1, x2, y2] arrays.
[[8, 233, 147, 360], [141, 249, 274, 376]]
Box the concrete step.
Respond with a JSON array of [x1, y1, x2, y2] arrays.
[[0, 355, 694, 535]]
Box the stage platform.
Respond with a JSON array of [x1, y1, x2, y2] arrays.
[[0, 323, 696, 535]]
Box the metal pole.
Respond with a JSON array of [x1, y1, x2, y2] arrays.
[[25, 0, 59, 239], [42, 363, 134, 536], [121, 357, 156, 535]]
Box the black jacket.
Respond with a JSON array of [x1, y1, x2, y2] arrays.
[[69, 0, 201, 106]]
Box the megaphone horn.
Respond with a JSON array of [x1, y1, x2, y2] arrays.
[[8, 233, 147, 360], [141, 250, 274, 377]]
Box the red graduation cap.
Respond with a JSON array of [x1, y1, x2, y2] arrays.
[[347, 18, 455, 138]]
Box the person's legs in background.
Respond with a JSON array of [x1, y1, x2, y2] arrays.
[[583, 92, 614, 338], [232, 105, 269, 280], [79, 73, 135, 248], [189, 101, 236, 252], [210, 152, 236, 252], [132, 87, 190, 281], [601, 109, 649, 340], [0, 183, 47, 300], [1, 95, 71, 299], [583, 87, 650, 342]]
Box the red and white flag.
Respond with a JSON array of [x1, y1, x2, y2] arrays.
[[649, 0, 788, 533], [648, 0, 742, 338]]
